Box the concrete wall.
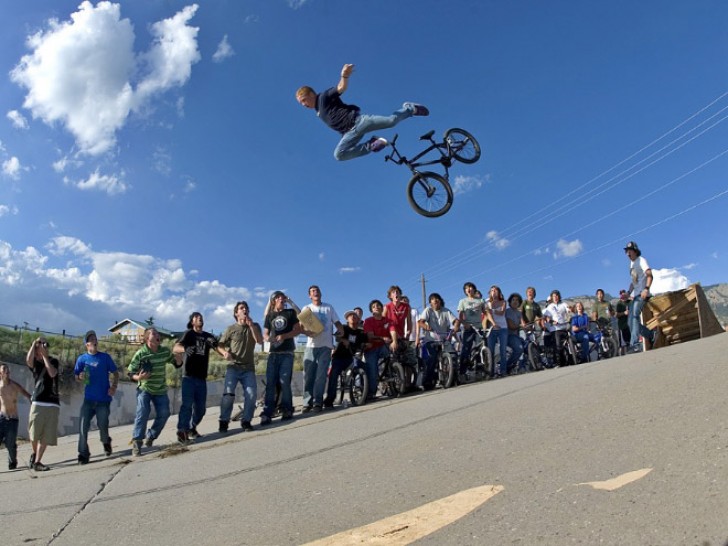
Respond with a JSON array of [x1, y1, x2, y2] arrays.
[[4, 362, 304, 439]]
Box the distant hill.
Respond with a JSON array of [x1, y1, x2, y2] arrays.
[[560, 283, 727, 328]]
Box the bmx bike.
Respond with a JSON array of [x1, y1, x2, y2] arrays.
[[385, 128, 481, 218]]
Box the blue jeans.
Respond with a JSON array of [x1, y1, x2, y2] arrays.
[[507, 333, 525, 371], [460, 327, 479, 373], [572, 331, 591, 362], [488, 327, 510, 376], [325, 357, 351, 405], [177, 376, 207, 432], [629, 296, 654, 347], [263, 352, 293, 418], [219, 367, 257, 423], [333, 107, 413, 161], [0, 415, 19, 466], [132, 389, 170, 441], [303, 347, 332, 408], [364, 345, 389, 396], [77, 400, 110, 458]]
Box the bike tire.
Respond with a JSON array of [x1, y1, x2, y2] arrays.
[[337, 372, 346, 406], [438, 352, 456, 388], [392, 362, 407, 396], [601, 337, 617, 360], [407, 171, 453, 218], [348, 368, 368, 406], [444, 128, 481, 164], [527, 343, 542, 371], [566, 337, 579, 366]]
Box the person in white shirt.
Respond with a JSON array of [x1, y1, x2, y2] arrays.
[[543, 290, 571, 367], [624, 241, 655, 352]]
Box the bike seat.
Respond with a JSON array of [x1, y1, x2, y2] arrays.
[[419, 130, 435, 141]]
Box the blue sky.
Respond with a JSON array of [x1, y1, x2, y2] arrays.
[[1, 0, 726, 336]]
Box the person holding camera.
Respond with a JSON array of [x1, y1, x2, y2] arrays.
[[25, 337, 60, 471]]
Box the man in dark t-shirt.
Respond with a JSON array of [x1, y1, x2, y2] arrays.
[[261, 291, 302, 425], [296, 63, 429, 161], [173, 312, 225, 444], [25, 337, 60, 471]]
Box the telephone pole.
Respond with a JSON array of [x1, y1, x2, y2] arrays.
[[420, 274, 427, 309]]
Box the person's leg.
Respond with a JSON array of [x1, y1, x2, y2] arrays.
[[191, 378, 207, 428], [460, 328, 476, 374], [241, 370, 257, 423], [324, 358, 346, 405], [6, 418, 19, 468], [219, 367, 239, 424], [507, 334, 523, 371], [313, 347, 332, 407], [574, 331, 590, 362], [262, 355, 278, 418], [77, 399, 93, 459], [96, 402, 111, 446], [364, 349, 379, 396], [333, 108, 414, 160], [497, 329, 509, 375], [132, 389, 151, 440], [302, 347, 316, 409], [177, 376, 193, 432], [629, 297, 651, 348], [278, 353, 294, 415], [148, 394, 171, 440]]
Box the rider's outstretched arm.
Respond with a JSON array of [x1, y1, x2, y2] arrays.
[[337, 64, 354, 95]]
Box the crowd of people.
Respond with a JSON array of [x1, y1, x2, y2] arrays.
[[0, 241, 655, 470]]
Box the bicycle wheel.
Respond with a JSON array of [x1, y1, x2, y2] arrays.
[[601, 337, 617, 360], [407, 171, 453, 218], [444, 128, 481, 164], [348, 368, 369, 406], [527, 343, 542, 371], [438, 352, 456, 388], [392, 362, 407, 396], [565, 337, 579, 366], [337, 372, 346, 405]]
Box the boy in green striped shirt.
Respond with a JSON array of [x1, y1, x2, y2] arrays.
[[128, 327, 182, 456]]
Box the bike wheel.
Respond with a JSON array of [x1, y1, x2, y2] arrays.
[[601, 337, 617, 360], [337, 372, 346, 406], [566, 337, 579, 366], [348, 368, 369, 406], [527, 343, 542, 371], [438, 352, 456, 388], [444, 128, 481, 164], [392, 362, 407, 396], [407, 172, 453, 218]]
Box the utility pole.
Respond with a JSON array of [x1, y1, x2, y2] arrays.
[[420, 274, 427, 309]]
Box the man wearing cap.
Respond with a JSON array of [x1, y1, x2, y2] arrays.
[[624, 241, 655, 352], [25, 337, 60, 471], [261, 291, 302, 425], [324, 310, 369, 407], [74, 331, 119, 464]]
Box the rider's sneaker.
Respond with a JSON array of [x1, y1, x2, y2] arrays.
[[367, 137, 388, 153], [403, 102, 429, 116]]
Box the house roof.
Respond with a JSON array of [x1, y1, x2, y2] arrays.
[[108, 318, 175, 337]]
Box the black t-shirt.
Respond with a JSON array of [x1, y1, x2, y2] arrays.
[[332, 325, 369, 362], [177, 329, 217, 379], [31, 357, 60, 406], [316, 87, 360, 134], [264, 309, 299, 353]]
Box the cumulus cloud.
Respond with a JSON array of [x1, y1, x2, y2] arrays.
[[7, 110, 28, 129], [486, 230, 510, 250], [10, 2, 200, 157], [287, 0, 309, 8], [2, 157, 23, 179], [452, 174, 487, 195], [0, 236, 262, 333], [0, 205, 19, 218], [212, 34, 234, 63], [553, 238, 583, 259], [338, 267, 361, 274], [651, 268, 690, 295], [65, 169, 129, 195]]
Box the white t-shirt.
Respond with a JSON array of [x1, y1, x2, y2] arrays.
[[303, 302, 340, 348], [543, 302, 570, 331], [419, 307, 457, 341], [629, 256, 651, 296], [488, 299, 508, 329]]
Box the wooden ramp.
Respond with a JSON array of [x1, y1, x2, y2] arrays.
[[642, 283, 724, 349]]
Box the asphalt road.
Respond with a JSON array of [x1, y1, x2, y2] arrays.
[[2, 333, 727, 545]]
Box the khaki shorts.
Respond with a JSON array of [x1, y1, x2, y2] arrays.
[[28, 404, 59, 445]]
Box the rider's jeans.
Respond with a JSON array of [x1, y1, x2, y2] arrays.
[[263, 352, 294, 417], [132, 390, 170, 441], [629, 296, 654, 348], [333, 107, 413, 161], [364, 345, 388, 397], [507, 333, 525, 370], [460, 327, 478, 373], [78, 400, 111, 458], [177, 376, 207, 432], [324, 356, 351, 406], [303, 347, 332, 408], [219, 367, 257, 424], [572, 331, 591, 362], [488, 327, 510, 376]]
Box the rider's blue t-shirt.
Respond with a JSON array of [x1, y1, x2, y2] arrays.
[[74, 351, 117, 403], [316, 87, 360, 134]]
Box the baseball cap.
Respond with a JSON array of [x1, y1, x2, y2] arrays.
[[84, 330, 97, 343], [270, 290, 286, 301], [344, 310, 357, 320], [623, 241, 640, 252]]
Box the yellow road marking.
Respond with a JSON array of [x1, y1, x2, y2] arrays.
[[303, 484, 504, 546], [577, 468, 653, 491]]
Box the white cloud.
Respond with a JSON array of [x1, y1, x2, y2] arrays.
[[486, 230, 510, 250], [0, 205, 19, 217], [7, 110, 28, 129], [681, 262, 697, 270], [244, 15, 260, 24], [651, 268, 690, 295], [0, 236, 260, 333], [10, 2, 200, 157], [339, 267, 361, 274], [318, 252, 325, 261], [212, 35, 234, 63], [287, 0, 309, 8], [65, 169, 129, 195], [2, 157, 23, 179], [452, 174, 487, 195], [711, 251, 718, 259], [553, 238, 583, 259]]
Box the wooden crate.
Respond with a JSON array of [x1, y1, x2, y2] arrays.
[[642, 283, 724, 349]]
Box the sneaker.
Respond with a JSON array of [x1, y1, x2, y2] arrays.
[[28, 452, 36, 470], [323, 403, 334, 409], [403, 102, 429, 116], [131, 440, 142, 457], [188, 427, 202, 439], [241, 420, 254, 432], [281, 411, 293, 421], [628, 344, 643, 354], [8, 462, 17, 470], [34, 462, 50, 471], [77, 454, 89, 465], [312, 405, 323, 413], [144, 437, 154, 448], [177, 431, 190, 445], [218, 420, 229, 433], [367, 137, 388, 153], [259, 415, 272, 426], [103, 438, 113, 457], [301, 405, 313, 414]]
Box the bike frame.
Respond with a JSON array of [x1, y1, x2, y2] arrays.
[[386, 132, 455, 179]]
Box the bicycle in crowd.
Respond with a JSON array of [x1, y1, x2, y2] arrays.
[[333, 352, 369, 407], [453, 327, 493, 384], [420, 330, 458, 389], [385, 128, 481, 218], [544, 324, 579, 367], [522, 323, 550, 371], [376, 350, 407, 398]]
